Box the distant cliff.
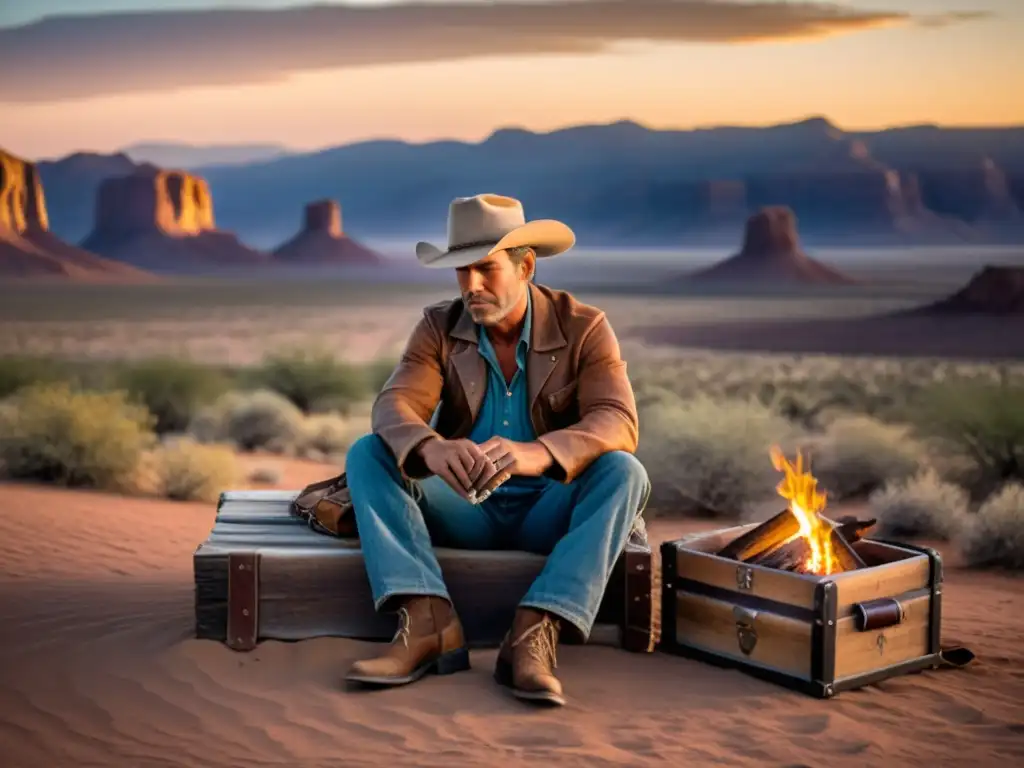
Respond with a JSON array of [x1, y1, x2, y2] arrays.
[[36, 118, 1024, 248], [1, 148, 155, 281], [37, 152, 152, 243], [82, 168, 267, 272], [686, 206, 854, 285]]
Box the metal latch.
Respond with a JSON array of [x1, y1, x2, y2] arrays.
[[733, 605, 759, 656]]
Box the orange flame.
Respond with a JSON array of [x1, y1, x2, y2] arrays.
[[770, 446, 840, 575]]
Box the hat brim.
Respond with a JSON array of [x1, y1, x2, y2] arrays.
[[415, 219, 575, 269]]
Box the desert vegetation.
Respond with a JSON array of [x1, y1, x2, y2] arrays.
[[1, 339, 1022, 569]]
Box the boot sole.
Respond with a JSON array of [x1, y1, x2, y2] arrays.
[[493, 656, 566, 707], [346, 646, 471, 687]]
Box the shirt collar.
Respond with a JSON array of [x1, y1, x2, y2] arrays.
[[477, 288, 532, 371]]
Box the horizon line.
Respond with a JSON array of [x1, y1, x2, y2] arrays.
[[24, 113, 1024, 163]]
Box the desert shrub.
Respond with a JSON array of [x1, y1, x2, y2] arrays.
[[867, 469, 969, 541], [153, 437, 238, 502], [0, 381, 155, 490], [190, 389, 305, 453], [247, 349, 371, 413], [910, 376, 1024, 497], [116, 357, 231, 434], [0, 355, 72, 398], [960, 483, 1024, 571], [299, 412, 350, 460], [804, 415, 929, 500], [636, 395, 802, 517], [248, 466, 282, 484]]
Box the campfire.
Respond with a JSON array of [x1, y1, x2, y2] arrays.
[[717, 446, 874, 575]]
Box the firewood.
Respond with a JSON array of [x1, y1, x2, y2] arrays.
[[751, 537, 811, 572], [831, 517, 877, 545], [716, 509, 800, 562], [829, 527, 867, 571]]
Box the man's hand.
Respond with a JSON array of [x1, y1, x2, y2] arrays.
[[417, 437, 514, 502], [471, 438, 555, 501]]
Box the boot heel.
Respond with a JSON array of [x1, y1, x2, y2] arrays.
[[493, 655, 514, 687], [433, 647, 471, 675]]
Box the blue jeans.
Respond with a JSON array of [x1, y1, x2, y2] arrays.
[[344, 433, 650, 639]]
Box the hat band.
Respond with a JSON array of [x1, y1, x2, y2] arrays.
[[447, 239, 499, 253]]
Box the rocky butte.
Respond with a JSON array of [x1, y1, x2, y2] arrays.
[[271, 200, 384, 266], [923, 265, 1024, 315], [687, 206, 856, 285], [0, 148, 154, 282], [81, 168, 268, 273]]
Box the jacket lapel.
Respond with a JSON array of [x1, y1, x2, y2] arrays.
[[526, 283, 568, 418], [448, 306, 486, 427], [446, 284, 568, 433]]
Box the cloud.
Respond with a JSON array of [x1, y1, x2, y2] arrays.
[[0, 1, 987, 103], [915, 11, 991, 29]]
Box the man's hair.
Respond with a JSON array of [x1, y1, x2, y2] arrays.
[[506, 245, 535, 281]]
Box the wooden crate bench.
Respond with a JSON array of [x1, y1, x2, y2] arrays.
[[195, 490, 654, 652]]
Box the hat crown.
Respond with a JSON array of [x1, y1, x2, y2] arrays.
[[446, 194, 526, 249]]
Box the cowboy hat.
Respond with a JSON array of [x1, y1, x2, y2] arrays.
[[415, 193, 575, 269]]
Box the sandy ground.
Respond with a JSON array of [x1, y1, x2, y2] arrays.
[[0, 463, 1022, 768]]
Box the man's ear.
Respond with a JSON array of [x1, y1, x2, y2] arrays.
[[523, 248, 536, 281]]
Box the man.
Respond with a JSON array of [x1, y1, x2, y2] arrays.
[[343, 193, 649, 707]]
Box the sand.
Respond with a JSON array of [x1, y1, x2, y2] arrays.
[[1, 467, 1022, 767]]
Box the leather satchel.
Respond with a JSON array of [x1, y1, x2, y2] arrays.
[[290, 470, 424, 538], [290, 472, 359, 538]]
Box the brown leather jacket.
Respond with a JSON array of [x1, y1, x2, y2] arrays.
[[371, 282, 639, 483]]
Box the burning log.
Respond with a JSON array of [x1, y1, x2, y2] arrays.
[[751, 527, 866, 574], [828, 526, 867, 571], [716, 509, 800, 562], [832, 517, 876, 546]]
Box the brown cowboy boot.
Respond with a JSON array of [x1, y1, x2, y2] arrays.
[[494, 607, 566, 706], [345, 596, 470, 686]]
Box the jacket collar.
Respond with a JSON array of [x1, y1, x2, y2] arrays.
[[449, 283, 566, 352]]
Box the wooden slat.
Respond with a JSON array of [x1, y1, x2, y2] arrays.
[[673, 546, 819, 611], [834, 592, 931, 680], [832, 555, 930, 612], [220, 490, 300, 503], [195, 542, 637, 648], [674, 592, 813, 680], [214, 512, 299, 525]]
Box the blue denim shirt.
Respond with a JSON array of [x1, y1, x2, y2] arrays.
[[467, 290, 547, 495]]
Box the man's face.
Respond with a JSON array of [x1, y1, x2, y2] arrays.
[[456, 249, 531, 325]]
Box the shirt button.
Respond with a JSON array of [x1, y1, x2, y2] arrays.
[[506, 391, 512, 397], [503, 420, 509, 426]]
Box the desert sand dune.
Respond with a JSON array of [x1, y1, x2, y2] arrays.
[[0, 471, 1021, 767]]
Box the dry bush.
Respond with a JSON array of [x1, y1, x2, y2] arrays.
[[959, 483, 1024, 571], [0, 382, 155, 491], [636, 394, 802, 517], [804, 415, 929, 500], [153, 437, 239, 502], [248, 466, 282, 484], [116, 357, 230, 434], [0, 354, 71, 399], [299, 412, 351, 460], [910, 376, 1024, 498], [189, 389, 305, 453], [247, 349, 374, 413], [868, 469, 969, 541]]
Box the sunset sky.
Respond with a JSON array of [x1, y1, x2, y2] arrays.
[[2, 0, 1021, 160]]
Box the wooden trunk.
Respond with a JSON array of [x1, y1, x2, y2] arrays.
[[195, 490, 653, 653], [660, 523, 943, 698]]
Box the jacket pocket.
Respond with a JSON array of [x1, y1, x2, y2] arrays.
[[546, 381, 577, 412]]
